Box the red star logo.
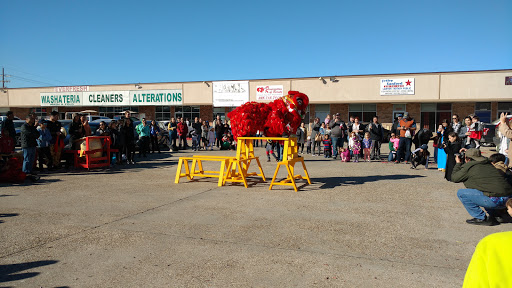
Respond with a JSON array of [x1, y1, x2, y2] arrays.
[[405, 80, 411, 86]]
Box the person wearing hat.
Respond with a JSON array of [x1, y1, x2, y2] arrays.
[[410, 144, 430, 169], [395, 112, 416, 164], [451, 148, 512, 226], [47, 111, 63, 168], [391, 114, 403, 136], [328, 113, 347, 159]]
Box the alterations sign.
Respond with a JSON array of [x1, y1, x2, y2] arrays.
[[130, 89, 182, 106], [213, 81, 249, 107], [380, 78, 415, 95], [256, 85, 284, 101], [40, 89, 183, 106]]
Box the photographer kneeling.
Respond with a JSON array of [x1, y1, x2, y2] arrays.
[[451, 149, 512, 226]]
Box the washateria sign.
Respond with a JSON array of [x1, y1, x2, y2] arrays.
[[40, 92, 82, 106], [40, 89, 183, 107], [213, 81, 249, 107], [380, 78, 415, 95], [256, 85, 284, 101]]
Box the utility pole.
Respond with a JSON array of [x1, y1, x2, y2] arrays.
[[2, 67, 11, 92], [1, 67, 10, 92]]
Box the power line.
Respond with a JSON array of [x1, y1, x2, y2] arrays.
[[2, 65, 74, 86], [9, 74, 57, 86]]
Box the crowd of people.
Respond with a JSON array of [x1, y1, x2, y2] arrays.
[[2, 109, 512, 227], [168, 114, 236, 151]]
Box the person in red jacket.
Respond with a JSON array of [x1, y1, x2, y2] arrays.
[[177, 117, 188, 150]]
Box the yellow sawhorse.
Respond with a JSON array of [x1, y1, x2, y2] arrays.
[[237, 136, 311, 191], [174, 156, 232, 187], [174, 155, 266, 188], [174, 136, 310, 191], [269, 157, 311, 192]]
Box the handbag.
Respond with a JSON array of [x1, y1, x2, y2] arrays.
[[404, 130, 412, 138], [314, 133, 322, 142]]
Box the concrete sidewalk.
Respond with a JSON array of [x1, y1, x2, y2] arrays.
[[0, 146, 508, 287]]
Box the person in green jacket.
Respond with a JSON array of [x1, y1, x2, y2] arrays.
[[452, 148, 512, 226], [136, 118, 150, 158]]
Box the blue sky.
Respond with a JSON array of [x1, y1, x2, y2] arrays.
[[1, 0, 511, 88]]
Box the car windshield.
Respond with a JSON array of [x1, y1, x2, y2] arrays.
[[13, 121, 25, 128]]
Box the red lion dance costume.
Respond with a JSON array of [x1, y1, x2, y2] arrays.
[[227, 91, 309, 140]]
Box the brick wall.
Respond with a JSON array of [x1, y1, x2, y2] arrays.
[[138, 106, 155, 120], [376, 103, 393, 123], [407, 103, 421, 120], [492, 102, 498, 120], [309, 105, 315, 123], [200, 105, 213, 122], [10, 108, 31, 118], [330, 104, 349, 120], [452, 102, 475, 118]]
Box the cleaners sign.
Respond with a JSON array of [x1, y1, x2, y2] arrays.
[[380, 78, 415, 95], [83, 91, 130, 106], [40, 89, 183, 107]]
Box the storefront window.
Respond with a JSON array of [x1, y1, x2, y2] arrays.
[[475, 102, 491, 123], [349, 104, 376, 122], [393, 104, 406, 119], [497, 102, 512, 120], [155, 106, 171, 121], [99, 107, 139, 119], [213, 108, 226, 121], [420, 103, 452, 130], [31, 108, 48, 119], [315, 104, 330, 122], [175, 106, 200, 122]]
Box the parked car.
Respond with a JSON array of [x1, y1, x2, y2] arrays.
[[13, 120, 26, 147], [361, 122, 391, 142], [0, 115, 21, 124], [480, 122, 496, 147]]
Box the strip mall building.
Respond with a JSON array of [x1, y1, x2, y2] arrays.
[[1, 69, 511, 129]]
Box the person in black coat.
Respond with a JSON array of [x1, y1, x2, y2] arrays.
[[443, 131, 462, 181], [413, 128, 432, 149], [20, 114, 40, 181], [68, 114, 85, 149], [120, 118, 135, 164], [107, 121, 121, 164]]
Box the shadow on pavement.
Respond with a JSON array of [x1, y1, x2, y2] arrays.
[[310, 174, 426, 189], [0, 178, 62, 188], [0, 213, 19, 224], [0, 260, 58, 283]]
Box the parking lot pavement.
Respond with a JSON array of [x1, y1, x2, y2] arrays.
[[0, 145, 508, 287]]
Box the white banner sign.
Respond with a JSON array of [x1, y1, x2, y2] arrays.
[[83, 91, 130, 106], [256, 85, 284, 101], [213, 81, 249, 107], [40, 89, 183, 106], [380, 78, 415, 95]]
